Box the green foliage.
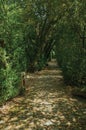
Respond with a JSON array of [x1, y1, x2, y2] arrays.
[[23, 0, 59, 72], [0, 48, 20, 101], [0, 1, 24, 102], [0, 0, 86, 103], [55, 0, 86, 88], [1, 66, 20, 100]]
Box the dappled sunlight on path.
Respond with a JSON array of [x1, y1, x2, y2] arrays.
[[0, 60, 86, 130]]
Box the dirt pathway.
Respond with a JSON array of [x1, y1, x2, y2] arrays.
[[0, 60, 86, 130]]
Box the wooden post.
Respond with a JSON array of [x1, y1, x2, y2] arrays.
[[21, 72, 29, 88], [21, 72, 26, 88]]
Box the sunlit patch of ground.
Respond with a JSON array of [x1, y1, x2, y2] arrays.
[[0, 60, 86, 130]]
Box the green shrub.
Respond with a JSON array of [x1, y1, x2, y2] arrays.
[[55, 26, 86, 87], [0, 48, 20, 101]]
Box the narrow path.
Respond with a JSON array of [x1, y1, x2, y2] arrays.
[[0, 60, 86, 130]]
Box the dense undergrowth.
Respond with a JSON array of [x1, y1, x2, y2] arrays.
[[55, 25, 86, 87]]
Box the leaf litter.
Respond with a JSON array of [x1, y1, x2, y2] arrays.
[[0, 60, 86, 130]]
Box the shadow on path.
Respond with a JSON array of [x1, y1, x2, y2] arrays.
[[0, 60, 86, 130]]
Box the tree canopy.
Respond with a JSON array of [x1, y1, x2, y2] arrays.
[[0, 0, 86, 102]]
